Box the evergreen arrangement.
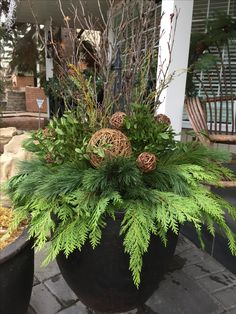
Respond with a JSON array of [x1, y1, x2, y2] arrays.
[[3, 7, 236, 288], [5, 103, 236, 288]]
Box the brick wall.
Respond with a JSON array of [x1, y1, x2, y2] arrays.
[[6, 90, 26, 111], [25, 87, 47, 113], [12, 75, 34, 88]]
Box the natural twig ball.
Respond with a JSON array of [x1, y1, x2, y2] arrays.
[[88, 128, 132, 167], [137, 152, 157, 173], [109, 112, 127, 130], [155, 114, 171, 125]]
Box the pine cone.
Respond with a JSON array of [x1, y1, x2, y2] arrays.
[[155, 114, 171, 125], [137, 152, 157, 173], [109, 112, 126, 130]]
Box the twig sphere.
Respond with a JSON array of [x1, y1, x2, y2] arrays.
[[88, 128, 132, 167], [109, 112, 127, 130], [137, 152, 157, 172], [155, 114, 171, 125]]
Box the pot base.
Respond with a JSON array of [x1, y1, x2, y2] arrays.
[[0, 230, 34, 314], [57, 218, 178, 313]]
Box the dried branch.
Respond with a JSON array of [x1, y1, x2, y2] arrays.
[[44, 0, 176, 124]]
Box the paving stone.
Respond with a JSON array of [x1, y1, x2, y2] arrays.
[[35, 243, 60, 282], [120, 309, 137, 314], [214, 286, 236, 309], [183, 258, 225, 279], [175, 234, 194, 254], [57, 301, 88, 314], [197, 271, 236, 293], [57, 302, 138, 314], [27, 305, 37, 314], [146, 269, 222, 314], [178, 246, 206, 266], [30, 283, 62, 314], [44, 273, 78, 307], [88, 308, 137, 314], [33, 276, 40, 286], [168, 255, 187, 273]]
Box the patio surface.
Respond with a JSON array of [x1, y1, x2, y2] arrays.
[[27, 234, 236, 314]]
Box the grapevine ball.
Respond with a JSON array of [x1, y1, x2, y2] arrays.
[[88, 128, 132, 167]]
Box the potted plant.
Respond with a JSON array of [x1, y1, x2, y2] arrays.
[[3, 2, 236, 312], [4, 95, 236, 312], [0, 206, 34, 314]]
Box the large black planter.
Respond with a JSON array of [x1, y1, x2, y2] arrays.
[[0, 229, 34, 314], [57, 216, 178, 313]]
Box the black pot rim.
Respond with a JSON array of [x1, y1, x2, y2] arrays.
[[0, 228, 31, 265]]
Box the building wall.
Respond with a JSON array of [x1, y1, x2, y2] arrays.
[[25, 87, 47, 113], [12, 75, 35, 88], [6, 90, 26, 111]]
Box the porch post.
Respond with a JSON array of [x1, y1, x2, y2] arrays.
[[44, 21, 54, 119], [156, 0, 194, 137]]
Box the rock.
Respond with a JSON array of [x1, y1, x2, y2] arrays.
[[0, 133, 32, 183], [0, 192, 12, 208], [0, 127, 17, 153]]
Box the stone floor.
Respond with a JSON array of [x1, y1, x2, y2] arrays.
[[27, 235, 236, 314]]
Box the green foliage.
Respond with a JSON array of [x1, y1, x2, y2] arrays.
[[10, 27, 38, 75], [186, 13, 236, 96], [43, 77, 76, 109], [194, 54, 218, 72], [123, 104, 175, 157], [5, 143, 236, 288], [23, 110, 93, 164], [207, 13, 236, 45]]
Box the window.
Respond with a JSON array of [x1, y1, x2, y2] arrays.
[[183, 0, 236, 128]]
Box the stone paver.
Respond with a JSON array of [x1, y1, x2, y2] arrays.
[[182, 258, 225, 279], [57, 302, 88, 314], [45, 274, 79, 307], [28, 235, 236, 314], [214, 286, 236, 310], [27, 305, 37, 314], [146, 269, 222, 314], [34, 243, 60, 282], [177, 245, 205, 266], [30, 283, 62, 314], [174, 235, 193, 254], [197, 271, 236, 293], [33, 276, 40, 286]]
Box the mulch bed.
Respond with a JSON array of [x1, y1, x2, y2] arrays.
[[0, 207, 27, 250]]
